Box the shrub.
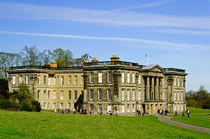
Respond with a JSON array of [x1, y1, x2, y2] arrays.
[[32, 101, 41, 112]]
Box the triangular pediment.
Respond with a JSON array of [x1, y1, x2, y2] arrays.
[[142, 65, 164, 73]]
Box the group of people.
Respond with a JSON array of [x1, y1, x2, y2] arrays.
[[136, 110, 144, 116], [54, 108, 93, 115], [157, 109, 168, 116], [174, 109, 191, 117]]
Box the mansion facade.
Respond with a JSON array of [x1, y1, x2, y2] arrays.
[[8, 55, 187, 115]]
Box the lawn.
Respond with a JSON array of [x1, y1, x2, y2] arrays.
[[0, 110, 210, 138], [171, 114, 210, 129], [187, 107, 210, 113]]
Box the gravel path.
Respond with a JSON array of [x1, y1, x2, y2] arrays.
[[158, 115, 210, 134]]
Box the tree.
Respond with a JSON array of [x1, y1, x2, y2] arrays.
[[74, 53, 92, 66], [0, 79, 9, 99], [50, 48, 73, 67], [21, 46, 40, 66]]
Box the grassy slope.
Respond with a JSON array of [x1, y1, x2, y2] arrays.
[[171, 114, 210, 129], [188, 107, 210, 113], [0, 110, 209, 139]]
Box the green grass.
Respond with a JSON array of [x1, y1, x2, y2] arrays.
[[187, 107, 210, 113], [171, 114, 210, 129], [0, 110, 210, 138]]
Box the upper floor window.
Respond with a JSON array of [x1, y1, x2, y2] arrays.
[[53, 91, 56, 100], [25, 75, 29, 85], [61, 76, 64, 85], [127, 104, 130, 113], [132, 73, 135, 84], [89, 72, 94, 83], [177, 92, 180, 101], [98, 89, 102, 101], [174, 92, 176, 101], [98, 72, 102, 83], [127, 73, 130, 84], [44, 75, 46, 85], [37, 90, 40, 100], [132, 90, 135, 101], [48, 77, 50, 85], [127, 90, 130, 101], [177, 78, 180, 87], [107, 89, 112, 101], [53, 77, 56, 85], [44, 91, 46, 100], [74, 76, 77, 85], [12, 76, 16, 85], [38, 76, 40, 85], [122, 72, 125, 84], [68, 76, 71, 85], [48, 91, 50, 100], [138, 75, 141, 84], [174, 78, 176, 86], [89, 89, 94, 101], [74, 91, 77, 100], [61, 91, 63, 100], [138, 91, 141, 101], [181, 92, 183, 100], [122, 90, 125, 101], [107, 72, 112, 83]]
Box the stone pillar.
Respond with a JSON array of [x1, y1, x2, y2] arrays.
[[146, 77, 150, 100], [155, 78, 159, 100], [151, 77, 155, 100], [160, 78, 163, 100]]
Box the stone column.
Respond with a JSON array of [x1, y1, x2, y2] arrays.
[[151, 77, 155, 100], [146, 77, 150, 100], [160, 78, 163, 100], [155, 78, 159, 100]]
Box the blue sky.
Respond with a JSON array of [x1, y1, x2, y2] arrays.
[[0, 0, 210, 91]]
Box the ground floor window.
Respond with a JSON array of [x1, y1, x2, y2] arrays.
[[98, 104, 102, 113], [177, 104, 180, 111], [107, 105, 112, 113], [132, 104, 135, 113], [68, 103, 71, 109], [60, 103, 63, 109], [53, 103, 56, 109], [127, 104, 130, 113], [181, 104, 183, 111], [90, 104, 94, 111], [122, 105, 125, 113], [43, 102, 46, 108], [47, 102, 50, 108]]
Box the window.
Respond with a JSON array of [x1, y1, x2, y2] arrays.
[[174, 92, 176, 101], [37, 91, 40, 100], [98, 104, 102, 113], [69, 91, 71, 100], [74, 76, 77, 85], [181, 92, 183, 101], [132, 73, 135, 84], [181, 104, 183, 111], [107, 105, 112, 113], [174, 104, 176, 112], [53, 103, 56, 109], [174, 78, 176, 86], [121, 105, 125, 113], [132, 104, 135, 113], [68, 103, 71, 108], [98, 72, 102, 83], [98, 89, 102, 101], [177, 93, 180, 101], [138, 75, 141, 84], [53, 91, 56, 100], [44, 102, 46, 108], [90, 104, 94, 111], [19, 75, 22, 84], [122, 90, 125, 101], [122, 72, 125, 84], [44, 75, 46, 85], [127, 90, 130, 101], [68, 76, 71, 85], [61, 76, 64, 85], [138, 91, 141, 101], [44, 91, 46, 100], [26, 75, 29, 85], [89, 72, 94, 83], [132, 90, 135, 101], [61, 91, 63, 100], [12, 76, 16, 85], [177, 78, 180, 87], [127, 104, 130, 113], [38, 76, 40, 85], [74, 91, 77, 100], [127, 73, 130, 83], [178, 104, 180, 111], [60, 103, 63, 109], [107, 89, 112, 101], [89, 89, 93, 101], [48, 102, 50, 108], [107, 72, 112, 83], [53, 77, 56, 85], [48, 77, 50, 85], [48, 91, 50, 100]]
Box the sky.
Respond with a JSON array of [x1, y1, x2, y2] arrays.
[[0, 0, 210, 91]]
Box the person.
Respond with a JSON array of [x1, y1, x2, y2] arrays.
[[109, 110, 112, 116], [73, 108, 76, 114], [142, 111, 144, 116], [157, 109, 160, 114], [54, 108, 57, 113], [161, 110, 163, 115], [57, 108, 59, 113], [89, 108, 92, 115], [80, 109, 82, 114], [187, 109, 190, 117], [182, 111, 185, 117], [159, 110, 162, 115], [165, 110, 167, 116], [62, 108, 64, 114], [175, 110, 177, 117], [84, 109, 87, 115]]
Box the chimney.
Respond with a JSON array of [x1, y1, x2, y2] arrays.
[[50, 60, 57, 69], [111, 55, 120, 64], [91, 58, 98, 65]]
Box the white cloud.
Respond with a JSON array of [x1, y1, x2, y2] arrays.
[[0, 2, 210, 31], [114, 0, 174, 11], [0, 30, 209, 51]]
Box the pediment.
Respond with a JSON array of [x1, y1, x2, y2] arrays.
[[142, 65, 165, 73]]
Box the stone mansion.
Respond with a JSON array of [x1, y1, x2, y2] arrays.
[[8, 55, 187, 115]]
